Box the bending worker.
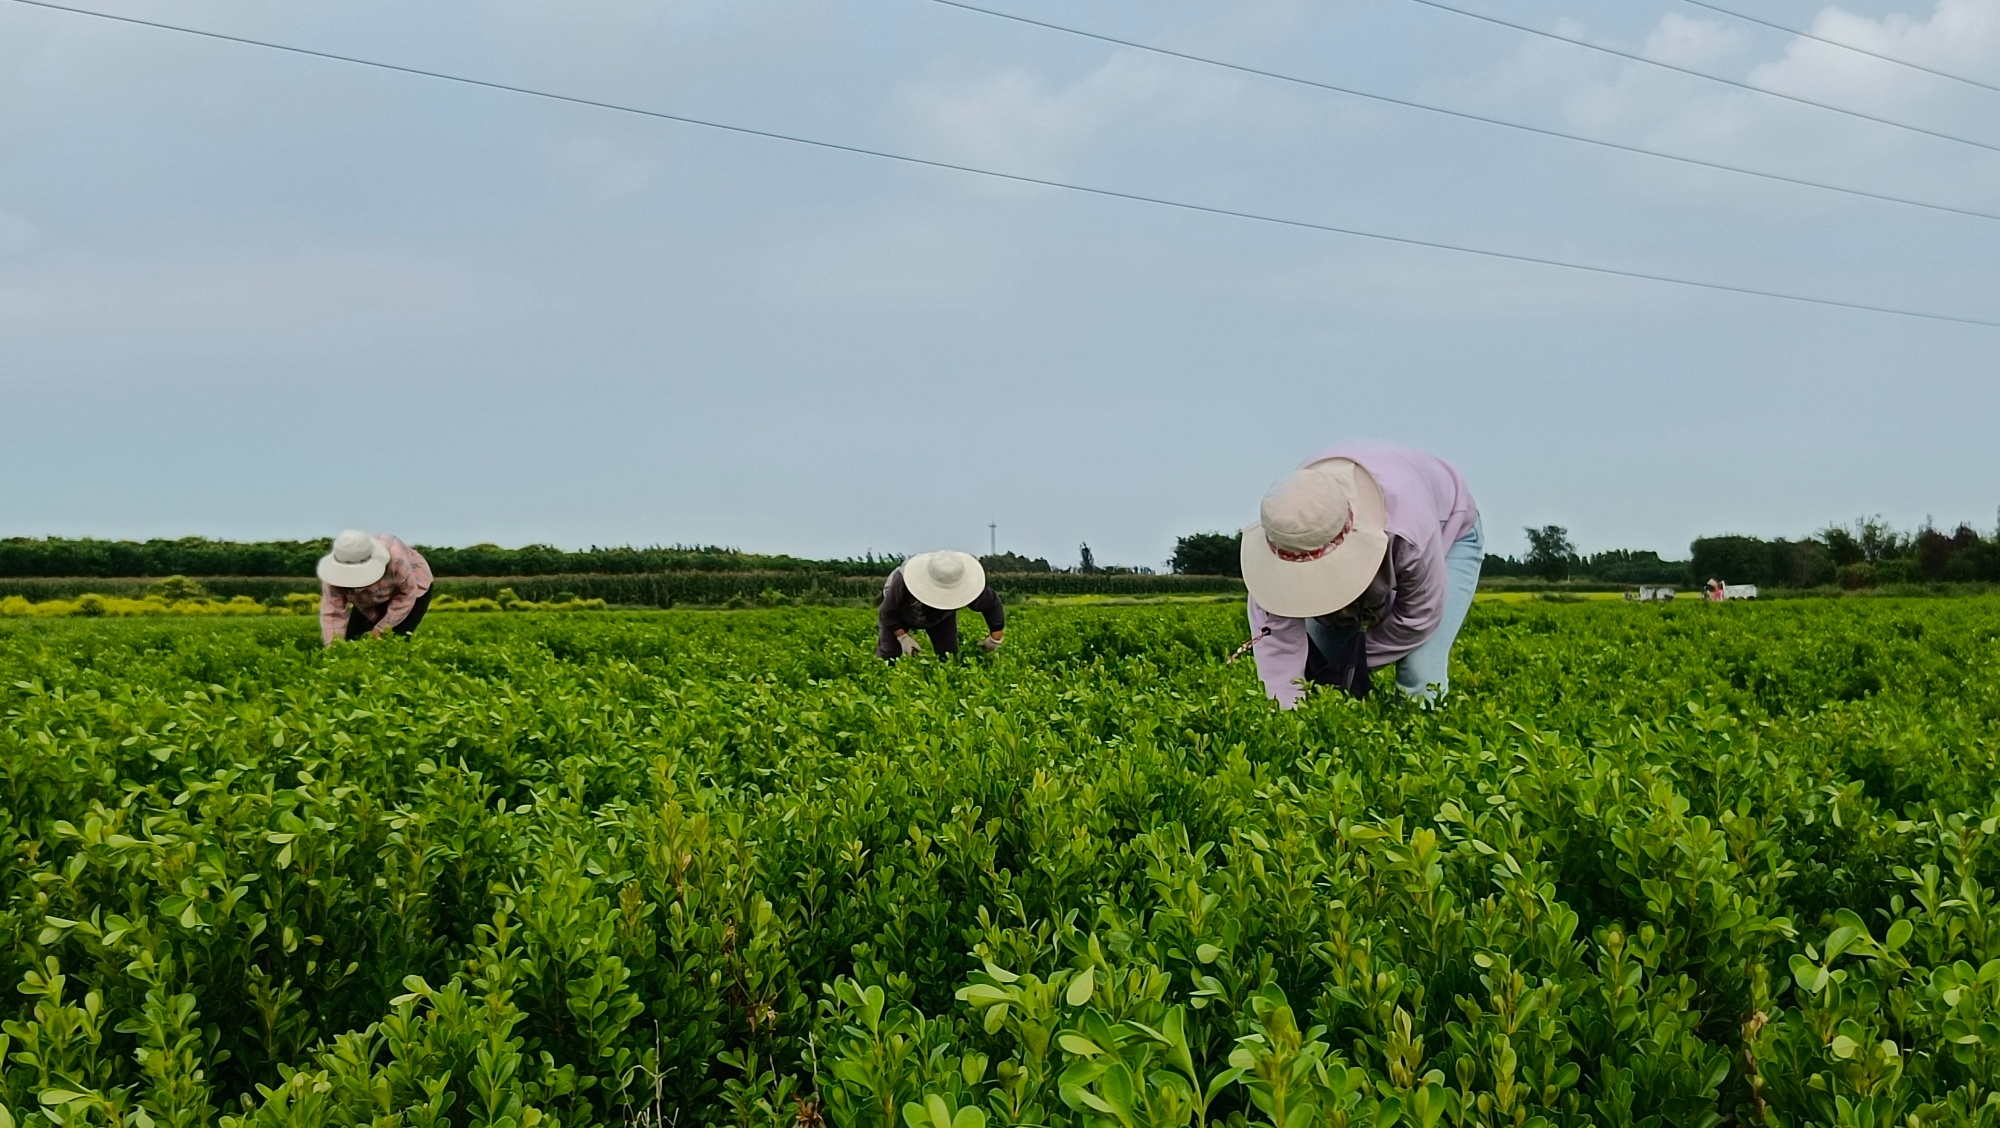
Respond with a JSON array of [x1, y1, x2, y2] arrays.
[[877, 550, 1004, 660], [318, 529, 435, 646], [1240, 443, 1481, 706]]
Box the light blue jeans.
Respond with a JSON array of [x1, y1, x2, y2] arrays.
[[1306, 517, 1483, 701]]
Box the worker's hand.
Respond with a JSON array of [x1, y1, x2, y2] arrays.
[[978, 632, 1003, 652], [897, 632, 922, 657]]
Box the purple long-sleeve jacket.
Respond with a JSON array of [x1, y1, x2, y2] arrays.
[[1248, 444, 1477, 707]]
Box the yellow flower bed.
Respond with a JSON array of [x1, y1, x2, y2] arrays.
[[0, 594, 297, 618], [0, 591, 608, 617]]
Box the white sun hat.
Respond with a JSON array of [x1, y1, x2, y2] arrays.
[[902, 550, 986, 610], [317, 529, 391, 588], [1239, 458, 1390, 618]]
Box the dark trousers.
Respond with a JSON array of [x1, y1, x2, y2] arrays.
[[875, 615, 960, 660], [1303, 618, 1372, 698], [345, 587, 434, 641]]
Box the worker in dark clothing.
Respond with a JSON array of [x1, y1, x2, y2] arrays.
[[876, 550, 1005, 660]]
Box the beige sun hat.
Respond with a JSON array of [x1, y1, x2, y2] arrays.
[[317, 529, 391, 588], [902, 550, 986, 610], [1239, 458, 1390, 618]]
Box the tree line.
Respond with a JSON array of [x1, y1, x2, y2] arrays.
[[1170, 515, 2000, 588], [0, 537, 1151, 579], [0, 537, 906, 578]]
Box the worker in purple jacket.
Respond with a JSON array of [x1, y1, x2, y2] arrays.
[[877, 550, 1005, 660], [1240, 443, 1482, 707]]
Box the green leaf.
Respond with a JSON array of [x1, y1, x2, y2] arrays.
[[1885, 919, 1913, 952], [1830, 1035, 1859, 1059], [1058, 1034, 1104, 1058], [980, 960, 1020, 984], [1066, 966, 1096, 1007], [1195, 944, 1221, 964], [950, 1107, 987, 1128]]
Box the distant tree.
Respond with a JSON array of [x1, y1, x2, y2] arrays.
[[146, 575, 213, 603], [1170, 532, 1242, 576], [1820, 516, 1908, 566], [1582, 549, 1688, 585], [1078, 543, 1098, 574], [1690, 536, 1770, 586], [980, 551, 1052, 573], [1916, 522, 1984, 581], [1820, 524, 1864, 567], [1523, 526, 1576, 581]]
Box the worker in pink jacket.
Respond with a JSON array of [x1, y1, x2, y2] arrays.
[[317, 530, 435, 646], [1240, 443, 1482, 707]]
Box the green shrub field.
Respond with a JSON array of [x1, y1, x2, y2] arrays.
[[1, 600, 1998, 1128]]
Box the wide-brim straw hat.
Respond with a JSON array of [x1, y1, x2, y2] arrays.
[[902, 550, 986, 610], [317, 529, 390, 588], [1240, 458, 1390, 618]]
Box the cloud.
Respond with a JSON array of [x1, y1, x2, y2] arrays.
[[1643, 12, 1750, 68], [1429, 0, 2000, 200], [893, 49, 1263, 181], [1750, 0, 2000, 110]]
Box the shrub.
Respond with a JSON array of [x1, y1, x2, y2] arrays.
[[1837, 562, 1876, 589]]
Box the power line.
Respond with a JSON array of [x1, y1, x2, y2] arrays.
[[1399, 0, 2000, 156], [1677, 0, 2000, 96], [929, 0, 2000, 225], [8, 0, 1997, 329]]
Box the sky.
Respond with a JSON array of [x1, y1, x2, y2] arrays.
[[2, 0, 1997, 568]]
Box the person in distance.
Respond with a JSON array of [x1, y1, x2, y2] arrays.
[[317, 529, 436, 646], [877, 550, 1005, 661], [1239, 443, 1481, 707]]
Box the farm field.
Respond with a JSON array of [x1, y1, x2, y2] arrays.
[[2, 601, 1998, 1128]]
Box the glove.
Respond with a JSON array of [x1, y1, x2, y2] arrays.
[[978, 635, 1002, 652], [897, 633, 921, 657]]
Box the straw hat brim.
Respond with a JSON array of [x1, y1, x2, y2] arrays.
[[317, 540, 391, 588], [902, 551, 986, 610], [1240, 459, 1390, 619]]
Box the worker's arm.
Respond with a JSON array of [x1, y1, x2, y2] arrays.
[[318, 584, 349, 646], [1247, 596, 1310, 708], [969, 585, 1005, 636], [371, 540, 435, 636], [1365, 534, 1447, 664], [878, 569, 911, 637], [373, 573, 421, 635]]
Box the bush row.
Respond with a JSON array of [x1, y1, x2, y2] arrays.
[[0, 572, 1245, 607]]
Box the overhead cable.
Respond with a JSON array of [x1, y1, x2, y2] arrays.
[[1399, 0, 2000, 156], [929, 0, 2000, 225], [8, 0, 1997, 329], [1677, 0, 2000, 96]]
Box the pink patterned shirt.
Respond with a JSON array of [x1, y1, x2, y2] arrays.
[[320, 535, 434, 645]]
